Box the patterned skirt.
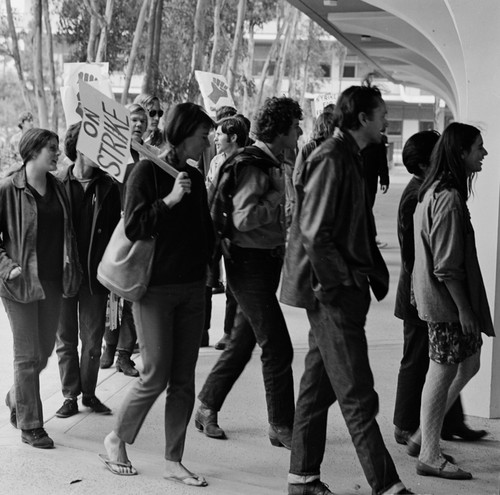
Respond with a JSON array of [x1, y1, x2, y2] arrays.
[[428, 321, 482, 365]]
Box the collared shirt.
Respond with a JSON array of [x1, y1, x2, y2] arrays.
[[413, 182, 494, 336]]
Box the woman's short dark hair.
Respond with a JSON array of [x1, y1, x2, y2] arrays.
[[253, 97, 302, 143], [312, 112, 336, 142], [165, 102, 215, 147], [402, 130, 440, 176], [64, 122, 81, 162], [19, 128, 59, 165], [334, 85, 384, 131], [419, 122, 481, 201], [215, 106, 237, 121], [218, 117, 249, 148]]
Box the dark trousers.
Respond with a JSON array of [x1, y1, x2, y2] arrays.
[[290, 283, 400, 495], [223, 284, 237, 335], [198, 245, 295, 427], [103, 299, 136, 354], [56, 284, 108, 399], [3, 281, 62, 429], [115, 281, 205, 461], [393, 319, 464, 432]]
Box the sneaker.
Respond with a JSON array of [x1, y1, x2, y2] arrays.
[[56, 398, 78, 418], [82, 395, 112, 415], [21, 428, 54, 449]]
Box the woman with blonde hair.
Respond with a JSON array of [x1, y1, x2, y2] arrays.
[[133, 93, 165, 148]]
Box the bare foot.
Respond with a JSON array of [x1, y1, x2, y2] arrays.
[[104, 431, 129, 465], [164, 461, 207, 486]]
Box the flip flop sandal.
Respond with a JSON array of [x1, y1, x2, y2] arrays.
[[98, 453, 138, 476], [164, 474, 208, 487]]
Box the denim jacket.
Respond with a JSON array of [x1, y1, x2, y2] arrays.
[[0, 167, 82, 303], [280, 129, 388, 310], [413, 182, 494, 336]]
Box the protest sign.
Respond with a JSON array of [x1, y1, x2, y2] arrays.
[[77, 81, 133, 182], [313, 93, 337, 117], [195, 71, 236, 117], [61, 63, 113, 127]]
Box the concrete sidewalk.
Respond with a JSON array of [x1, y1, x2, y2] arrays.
[[0, 166, 498, 495]]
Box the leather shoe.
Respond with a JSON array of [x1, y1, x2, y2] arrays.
[[407, 440, 454, 463], [116, 353, 139, 377], [21, 428, 54, 449], [5, 393, 17, 428], [394, 426, 413, 445], [269, 424, 292, 450], [288, 480, 334, 495], [214, 334, 231, 351], [416, 459, 472, 480], [194, 404, 226, 439], [441, 424, 487, 441], [100, 344, 116, 369]]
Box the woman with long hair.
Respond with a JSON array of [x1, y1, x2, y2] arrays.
[[409, 122, 494, 479], [133, 93, 165, 148], [101, 103, 215, 487], [0, 128, 81, 448]]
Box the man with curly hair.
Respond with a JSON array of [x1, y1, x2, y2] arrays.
[[195, 97, 302, 450]]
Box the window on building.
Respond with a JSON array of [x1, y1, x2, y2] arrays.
[[342, 64, 356, 78], [387, 120, 402, 136], [419, 120, 434, 132]]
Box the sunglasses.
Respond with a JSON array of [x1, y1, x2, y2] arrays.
[[149, 110, 164, 118]]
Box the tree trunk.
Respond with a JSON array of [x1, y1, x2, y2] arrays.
[[121, 0, 151, 104], [42, 0, 58, 132], [299, 19, 314, 109], [226, 0, 246, 94], [255, 2, 286, 109], [188, 0, 209, 101], [5, 0, 33, 110], [209, 0, 224, 73], [272, 4, 297, 96], [96, 0, 115, 62], [241, 22, 255, 117], [287, 14, 300, 99], [151, 0, 163, 94], [32, 0, 49, 128], [142, 0, 159, 93]]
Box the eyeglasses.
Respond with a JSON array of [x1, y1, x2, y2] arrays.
[[149, 110, 164, 118]]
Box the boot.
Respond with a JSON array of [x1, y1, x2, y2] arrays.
[[116, 351, 139, 377], [100, 344, 116, 369], [194, 404, 226, 439]]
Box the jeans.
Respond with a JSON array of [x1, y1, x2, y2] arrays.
[[290, 282, 400, 495], [198, 245, 295, 427], [2, 281, 62, 429], [115, 280, 205, 461], [103, 299, 136, 353], [56, 284, 108, 399], [393, 319, 464, 433]]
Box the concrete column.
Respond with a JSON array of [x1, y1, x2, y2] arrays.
[[369, 0, 500, 418]]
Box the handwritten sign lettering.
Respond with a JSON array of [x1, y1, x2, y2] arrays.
[[77, 81, 133, 182]]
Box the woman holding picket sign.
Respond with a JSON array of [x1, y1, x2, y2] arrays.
[[101, 102, 215, 487]]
